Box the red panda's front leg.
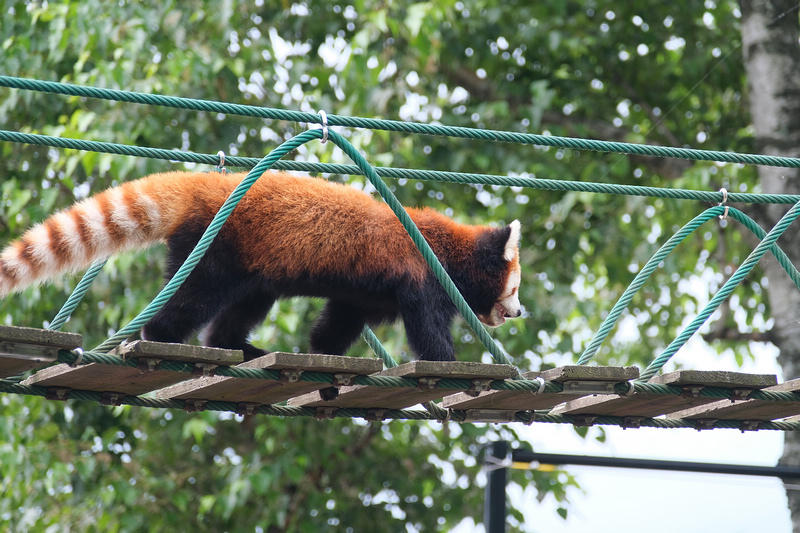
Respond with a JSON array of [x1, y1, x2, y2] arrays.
[[398, 286, 457, 362]]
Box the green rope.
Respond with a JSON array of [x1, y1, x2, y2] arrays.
[[3, 376, 800, 430], [577, 206, 800, 366], [639, 199, 800, 381], [361, 326, 398, 369], [48, 259, 107, 331], [5, 75, 800, 168], [9, 129, 800, 205]]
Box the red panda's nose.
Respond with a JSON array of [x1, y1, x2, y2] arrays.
[[505, 309, 522, 318]]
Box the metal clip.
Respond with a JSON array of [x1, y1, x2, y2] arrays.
[[192, 363, 217, 378], [694, 418, 717, 431], [333, 373, 357, 387], [216, 150, 227, 174], [318, 110, 329, 144], [137, 358, 160, 373], [718, 187, 729, 220]]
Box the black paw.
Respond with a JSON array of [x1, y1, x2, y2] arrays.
[[319, 386, 340, 401]]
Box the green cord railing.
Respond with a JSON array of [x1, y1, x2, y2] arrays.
[[7, 129, 800, 205], [4, 75, 800, 168]]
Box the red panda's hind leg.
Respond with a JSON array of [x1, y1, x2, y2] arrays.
[[309, 300, 372, 356], [201, 286, 276, 360]]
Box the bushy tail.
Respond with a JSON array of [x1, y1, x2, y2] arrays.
[[0, 173, 189, 297]]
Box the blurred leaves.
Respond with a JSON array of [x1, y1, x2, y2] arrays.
[[0, 0, 767, 531]]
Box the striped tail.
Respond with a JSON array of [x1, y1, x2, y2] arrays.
[[0, 178, 173, 297]]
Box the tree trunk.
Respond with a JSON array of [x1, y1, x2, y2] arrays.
[[740, 1, 800, 530]]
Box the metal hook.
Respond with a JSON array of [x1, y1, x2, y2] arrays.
[[216, 150, 227, 174], [318, 110, 329, 144], [718, 187, 728, 220]]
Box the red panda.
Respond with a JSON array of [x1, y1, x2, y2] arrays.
[[0, 171, 522, 362]]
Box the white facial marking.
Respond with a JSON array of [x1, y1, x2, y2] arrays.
[[504, 220, 521, 261]]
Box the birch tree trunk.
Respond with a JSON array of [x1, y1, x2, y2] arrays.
[[740, 1, 800, 529]]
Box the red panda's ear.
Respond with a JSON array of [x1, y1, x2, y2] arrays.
[[478, 220, 522, 262], [504, 220, 521, 261]]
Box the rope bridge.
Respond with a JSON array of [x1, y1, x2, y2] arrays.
[[2, 75, 800, 430]]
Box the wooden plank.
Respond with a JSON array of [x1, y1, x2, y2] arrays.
[[551, 370, 778, 419], [22, 341, 243, 396], [0, 325, 82, 377], [112, 340, 244, 365], [288, 361, 519, 410], [667, 378, 800, 421], [157, 352, 383, 405], [442, 365, 639, 411]]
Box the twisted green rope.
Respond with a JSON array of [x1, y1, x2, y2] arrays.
[[9, 129, 800, 205], [577, 206, 800, 366], [48, 259, 107, 331], [361, 326, 398, 369], [4, 375, 800, 430], [639, 200, 800, 381], [5, 75, 800, 168]]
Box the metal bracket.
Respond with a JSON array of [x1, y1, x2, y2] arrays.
[[740, 420, 761, 432], [730, 388, 754, 401], [314, 406, 338, 420], [693, 418, 717, 431], [462, 409, 518, 424], [237, 402, 261, 416], [183, 399, 206, 413], [333, 373, 357, 387], [572, 415, 597, 427], [280, 369, 303, 384], [622, 416, 645, 429], [46, 387, 70, 401], [560, 381, 616, 395], [366, 408, 388, 421], [99, 392, 124, 406], [681, 385, 704, 398], [137, 358, 160, 373], [192, 363, 218, 378], [471, 378, 495, 393], [417, 377, 440, 391]]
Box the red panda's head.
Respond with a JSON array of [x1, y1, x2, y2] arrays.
[[466, 220, 522, 328]]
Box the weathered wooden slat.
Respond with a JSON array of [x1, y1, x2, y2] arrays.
[[667, 378, 800, 421], [550, 370, 778, 419], [442, 366, 639, 411], [156, 352, 383, 405], [288, 361, 519, 410], [0, 325, 82, 378], [22, 341, 242, 396]]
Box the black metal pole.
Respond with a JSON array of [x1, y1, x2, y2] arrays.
[[484, 440, 509, 533], [510, 450, 800, 479]]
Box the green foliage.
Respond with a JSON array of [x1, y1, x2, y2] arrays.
[[0, 0, 766, 531]]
